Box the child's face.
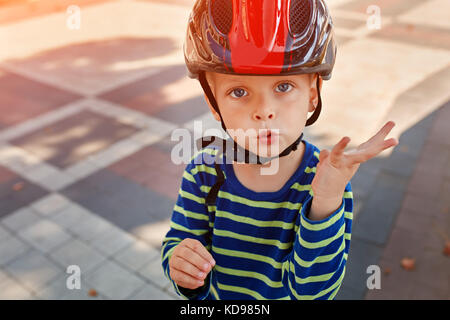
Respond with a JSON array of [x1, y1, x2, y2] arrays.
[[204, 71, 322, 157]]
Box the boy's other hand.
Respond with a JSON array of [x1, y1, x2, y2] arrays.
[[169, 238, 216, 290], [312, 121, 399, 200]]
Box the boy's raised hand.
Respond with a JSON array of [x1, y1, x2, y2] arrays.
[[169, 238, 216, 290], [311, 121, 399, 200]]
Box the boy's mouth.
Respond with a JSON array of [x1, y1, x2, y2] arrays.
[[258, 129, 275, 139], [258, 129, 279, 144]]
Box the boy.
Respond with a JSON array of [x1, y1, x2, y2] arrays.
[[161, 0, 398, 300]]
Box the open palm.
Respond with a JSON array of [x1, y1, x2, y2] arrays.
[[311, 121, 399, 198]]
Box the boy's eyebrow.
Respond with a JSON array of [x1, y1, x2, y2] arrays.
[[219, 76, 302, 87]]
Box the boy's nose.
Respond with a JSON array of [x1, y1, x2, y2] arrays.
[[253, 110, 275, 121]]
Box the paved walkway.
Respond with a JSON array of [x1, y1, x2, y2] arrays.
[[0, 0, 449, 299]]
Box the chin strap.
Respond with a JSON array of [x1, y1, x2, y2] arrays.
[[198, 72, 321, 165]]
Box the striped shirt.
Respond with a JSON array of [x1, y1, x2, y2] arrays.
[[161, 139, 353, 300]]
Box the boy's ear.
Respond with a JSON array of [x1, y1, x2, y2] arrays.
[[309, 74, 323, 112], [204, 93, 222, 122]]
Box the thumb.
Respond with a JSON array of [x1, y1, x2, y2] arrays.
[[318, 149, 330, 163]]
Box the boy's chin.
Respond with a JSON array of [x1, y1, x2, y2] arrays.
[[246, 144, 282, 158]]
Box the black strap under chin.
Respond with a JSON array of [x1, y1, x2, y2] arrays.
[[197, 132, 303, 207]]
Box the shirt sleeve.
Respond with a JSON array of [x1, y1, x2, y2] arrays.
[[281, 181, 353, 300], [160, 156, 214, 300]]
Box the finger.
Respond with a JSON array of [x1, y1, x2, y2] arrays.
[[380, 121, 396, 137], [382, 137, 399, 150], [184, 239, 216, 266], [346, 137, 399, 166], [368, 121, 396, 145], [171, 255, 208, 281], [346, 151, 371, 166], [332, 137, 351, 156], [170, 268, 204, 290], [318, 149, 330, 163], [178, 245, 213, 273], [330, 136, 351, 165]]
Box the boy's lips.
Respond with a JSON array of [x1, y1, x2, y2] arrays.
[[257, 129, 278, 139], [257, 129, 279, 145]]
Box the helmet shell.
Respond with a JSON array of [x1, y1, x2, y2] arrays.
[[184, 0, 337, 80]]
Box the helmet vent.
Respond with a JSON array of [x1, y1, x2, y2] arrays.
[[289, 0, 312, 36], [211, 0, 233, 35]]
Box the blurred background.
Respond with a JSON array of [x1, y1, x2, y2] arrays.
[[0, 0, 449, 300]]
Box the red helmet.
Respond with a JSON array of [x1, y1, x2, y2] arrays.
[[184, 0, 336, 80]]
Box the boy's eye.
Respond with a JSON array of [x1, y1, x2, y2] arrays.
[[275, 83, 293, 93], [230, 88, 248, 98]]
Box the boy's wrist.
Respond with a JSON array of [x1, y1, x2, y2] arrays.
[[309, 195, 343, 221]]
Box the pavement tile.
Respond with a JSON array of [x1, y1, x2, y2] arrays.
[[400, 192, 441, 218], [339, 238, 382, 299], [0, 236, 31, 267], [61, 168, 175, 232], [108, 144, 184, 200], [48, 202, 93, 230], [337, 0, 424, 16], [406, 165, 444, 200], [0, 277, 35, 300], [335, 284, 364, 300], [427, 103, 450, 148], [0, 268, 9, 285], [414, 250, 450, 294], [352, 171, 408, 246], [349, 167, 378, 200], [153, 95, 209, 125], [85, 260, 147, 300], [332, 16, 366, 30], [378, 147, 419, 178], [0, 70, 81, 129], [370, 23, 450, 51], [138, 258, 171, 290], [365, 256, 416, 299], [65, 212, 117, 243], [17, 219, 72, 253], [132, 219, 171, 250], [34, 273, 105, 300], [408, 281, 449, 300], [4, 249, 64, 293], [0, 176, 49, 219], [397, 0, 450, 30], [49, 238, 107, 275], [137, 0, 193, 7], [127, 282, 176, 300], [381, 226, 426, 263], [394, 205, 434, 238], [99, 64, 188, 116], [0, 164, 16, 184], [142, 168, 182, 200], [1, 206, 42, 232], [0, 0, 112, 26], [29, 193, 72, 217], [113, 239, 160, 272], [10, 109, 139, 169], [0, 223, 12, 241], [89, 226, 136, 257]]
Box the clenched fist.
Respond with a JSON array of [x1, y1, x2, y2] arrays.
[[169, 238, 216, 290]]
